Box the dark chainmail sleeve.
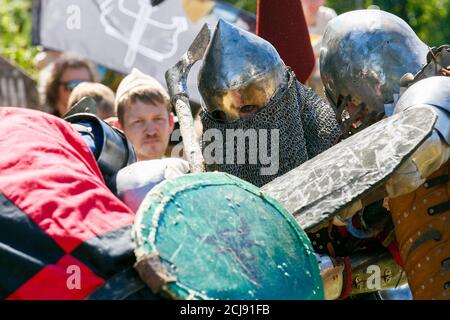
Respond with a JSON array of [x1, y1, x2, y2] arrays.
[[298, 82, 342, 158]]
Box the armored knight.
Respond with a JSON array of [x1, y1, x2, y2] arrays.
[[320, 9, 429, 137], [195, 18, 405, 300], [320, 9, 450, 300], [162, 15, 444, 300], [197, 19, 341, 187]]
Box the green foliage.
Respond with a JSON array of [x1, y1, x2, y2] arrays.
[[223, 0, 450, 46], [0, 0, 38, 79], [221, 0, 257, 13], [400, 0, 450, 47], [326, 0, 450, 46], [0, 0, 447, 78]]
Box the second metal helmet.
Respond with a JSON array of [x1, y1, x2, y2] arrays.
[[320, 9, 428, 134], [198, 19, 286, 121]]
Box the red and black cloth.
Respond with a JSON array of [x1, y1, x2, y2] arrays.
[[0, 107, 152, 300]]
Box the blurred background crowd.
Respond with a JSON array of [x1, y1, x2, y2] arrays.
[[0, 0, 449, 162]]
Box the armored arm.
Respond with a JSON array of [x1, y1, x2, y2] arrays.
[[385, 77, 450, 198], [386, 128, 450, 198], [65, 113, 136, 195], [116, 158, 190, 212]]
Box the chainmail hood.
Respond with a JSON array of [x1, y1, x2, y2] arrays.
[[201, 68, 341, 187]]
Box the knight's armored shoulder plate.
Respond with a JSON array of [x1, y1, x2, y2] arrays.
[[65, 113, 136, 194], [395, 76, 450, 144], [395, 77, 450, 113]]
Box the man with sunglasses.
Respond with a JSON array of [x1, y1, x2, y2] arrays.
[[40, 53, 98, 117]]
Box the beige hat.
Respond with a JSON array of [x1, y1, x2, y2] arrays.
[[115, 68, 169, 110], [181, 0, 214, 23]]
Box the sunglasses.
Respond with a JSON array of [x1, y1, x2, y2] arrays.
[[59, 79, 88, 92]]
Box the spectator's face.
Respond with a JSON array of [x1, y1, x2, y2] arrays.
[[304, 0, 324, 10], [123, 100, 174, 161], [57, 67, 92, 116], [303, 0, 325, 24]]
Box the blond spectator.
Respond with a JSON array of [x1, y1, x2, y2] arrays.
[[115, 68, 174, 161], [67, 82, 116, 120]]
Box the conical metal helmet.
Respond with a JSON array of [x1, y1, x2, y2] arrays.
[[320, 9, 428, 135], [198, 19, 286, 121]]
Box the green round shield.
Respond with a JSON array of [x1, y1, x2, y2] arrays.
[[132, 172, 323, 300]]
